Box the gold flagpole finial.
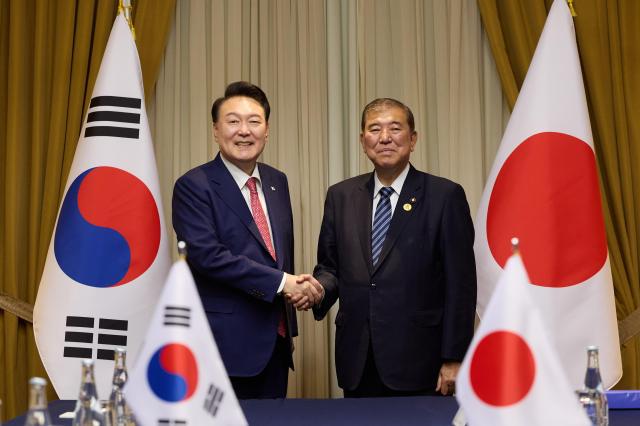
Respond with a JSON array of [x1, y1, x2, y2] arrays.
[[567, 0, 578, 17], [177, 241, 187, 259], [118, 0, 136, 40]]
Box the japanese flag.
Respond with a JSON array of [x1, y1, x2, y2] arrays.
[[456, 253, 590, 426], [474, 0, 621, 388]]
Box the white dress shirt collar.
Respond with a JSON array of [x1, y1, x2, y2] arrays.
[[373, 163, 410, 197], [220, 154, 262, 189]]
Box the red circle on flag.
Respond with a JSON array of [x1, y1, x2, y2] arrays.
[[487, 132, 607, 287], [470, 330, 536, 406]]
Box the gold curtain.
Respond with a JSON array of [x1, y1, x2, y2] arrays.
[[478, 0, 640, 388], [0, 0, 175, 419]]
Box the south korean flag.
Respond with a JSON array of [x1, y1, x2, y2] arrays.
[[33, 12, 170, 399], [125, 246, 247, 426]]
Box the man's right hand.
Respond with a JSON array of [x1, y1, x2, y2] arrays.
[[283, 273, 324, 310]]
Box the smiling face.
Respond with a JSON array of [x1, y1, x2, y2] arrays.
[[360, 105, 417, 175], [214, 96, 269, 175]]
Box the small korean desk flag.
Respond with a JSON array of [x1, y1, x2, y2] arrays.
[[33, 12, 170, 398], [125, 249, 247, 426], [474, 0, 621, 389], [456, 251, 590, 426]]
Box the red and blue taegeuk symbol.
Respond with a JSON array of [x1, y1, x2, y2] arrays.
[[54, 166, 161, 288], [147, 343, 198, 402]]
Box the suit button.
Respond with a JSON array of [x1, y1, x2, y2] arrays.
[[371, 282, 376, 288]]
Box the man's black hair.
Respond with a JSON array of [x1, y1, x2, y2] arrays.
[[211, 81, 271, 123]]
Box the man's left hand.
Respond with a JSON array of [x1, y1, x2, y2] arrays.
[[435, 361, 460, 396]]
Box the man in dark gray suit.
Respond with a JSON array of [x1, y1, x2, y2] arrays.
[[301, 98, 476, 398]]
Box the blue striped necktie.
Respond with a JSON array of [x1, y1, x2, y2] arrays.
[[372, 187, 394, 266]]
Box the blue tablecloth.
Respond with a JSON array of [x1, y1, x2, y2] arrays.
[[6, 397, 640, 425]]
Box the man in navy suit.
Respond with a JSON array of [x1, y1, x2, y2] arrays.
[[172, 81, 321, 399], [304, 98, 476, 398]]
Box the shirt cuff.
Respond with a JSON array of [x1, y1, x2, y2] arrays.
[[277, 272, 287, 294]]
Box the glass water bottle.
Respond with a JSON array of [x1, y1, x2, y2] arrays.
[[72, 359, 104, 426], [577, 346, 609, 426], [109, 348, 136, 425], [24, 377, 53, 426]]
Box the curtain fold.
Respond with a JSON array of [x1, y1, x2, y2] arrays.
[[0, 0, 175, 419], [477, 0, 551, 108], [477, 0, 640, 389]]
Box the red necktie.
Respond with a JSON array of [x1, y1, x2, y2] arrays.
[[246, 177, 276, 260], [246, 177, 286, 337]]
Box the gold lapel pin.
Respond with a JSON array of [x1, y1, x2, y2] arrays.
[[403, 197, 417, 212]]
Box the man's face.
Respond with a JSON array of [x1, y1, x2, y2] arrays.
[[214, 96, 268, 174], [360, 105, 417, 172]]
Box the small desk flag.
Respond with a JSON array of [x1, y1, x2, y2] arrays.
[[125, 258, 247, 426], [456, 253, 590, 426]]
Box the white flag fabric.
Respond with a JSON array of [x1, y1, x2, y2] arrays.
[[33, 14, 171, 399], [125, 258, 247, 426], [474, 0, 621, 388], [456, 254, 590, 426]]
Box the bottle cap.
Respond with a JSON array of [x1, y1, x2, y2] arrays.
[[29, 377, 47, 387]]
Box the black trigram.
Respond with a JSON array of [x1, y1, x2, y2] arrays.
[[63, 316, 94, 359], [97, 318, 128, 360], [84, 96, 141, 139], [157, 419, 187, 426], [63, 316, 128, 360], [163, 305, 191, 328], [204, 383, 225, 417]]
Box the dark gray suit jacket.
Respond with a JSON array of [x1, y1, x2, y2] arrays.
[[313, 165, 476, 391]]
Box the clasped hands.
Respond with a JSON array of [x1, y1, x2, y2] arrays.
[[284, 273, 324, 311]]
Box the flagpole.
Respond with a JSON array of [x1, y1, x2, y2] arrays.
[[118, 0, 136, 39], [177, 241, 187, 259], [511, 237, 520, 254]]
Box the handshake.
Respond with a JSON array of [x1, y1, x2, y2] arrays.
[[283, 273, 324, 311]]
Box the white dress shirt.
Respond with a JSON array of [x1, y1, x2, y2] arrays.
[[220, 155, 286, 292]]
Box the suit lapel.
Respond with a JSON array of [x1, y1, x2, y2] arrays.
[[373, 165, 422, 274], [355, 174, 375, 277], [208, 154, 271, 256], [259, 164, 284, 269]]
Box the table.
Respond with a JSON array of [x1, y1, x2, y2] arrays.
[[6, 397, 640, 425]]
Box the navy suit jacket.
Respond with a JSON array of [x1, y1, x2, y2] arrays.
[[172, 153, 296, 377], [313, 165, 476, 391]]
